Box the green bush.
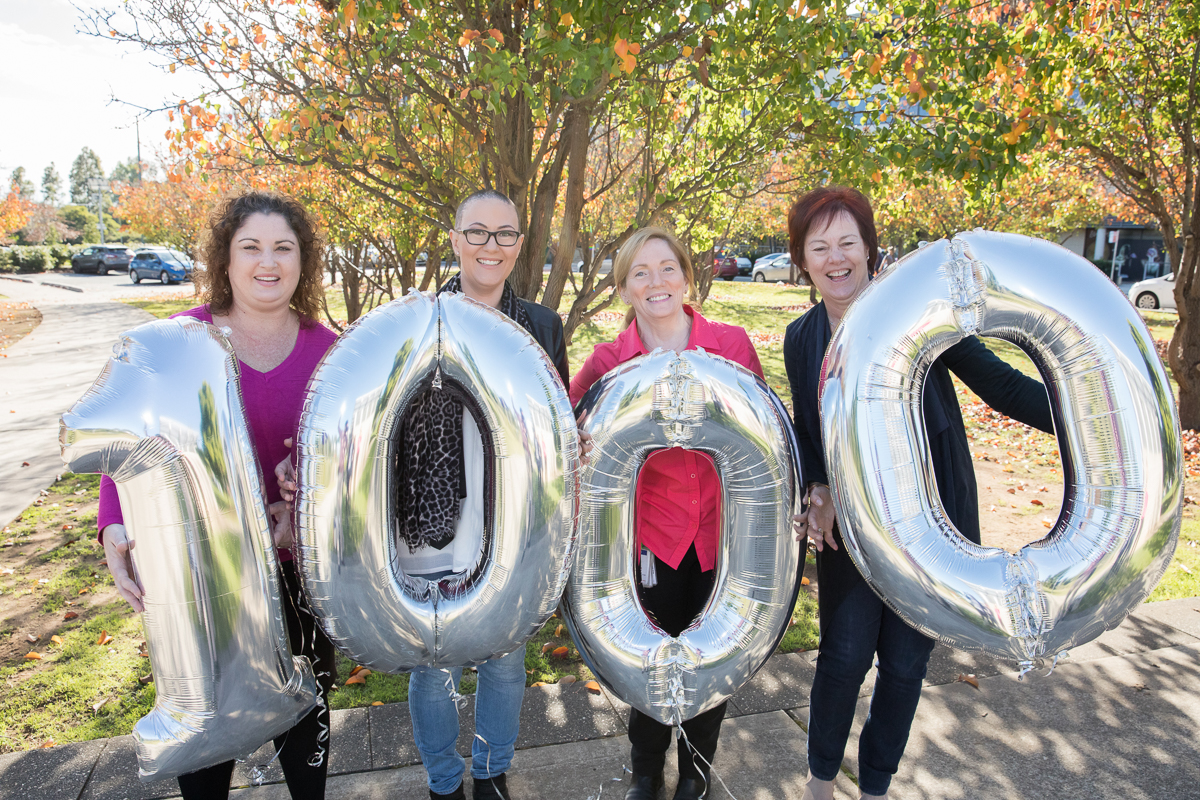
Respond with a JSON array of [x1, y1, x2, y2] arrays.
[[49, 244, 86, 268], [0, 248, 12, 272], [10, 246, 51, 273]]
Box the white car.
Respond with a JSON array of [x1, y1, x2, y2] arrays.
[[1128, 273, 1176, 311], [752, 252, 796, 282]]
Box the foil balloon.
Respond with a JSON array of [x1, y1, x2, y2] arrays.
[[59, 317, 318, 781], [820, 230, 1182, 671], [293, 291, 579, 670], [565, 349, 803, 725]]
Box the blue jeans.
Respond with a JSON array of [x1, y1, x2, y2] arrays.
[[408, 646, 527, 794], [807, 580, 935, 796]]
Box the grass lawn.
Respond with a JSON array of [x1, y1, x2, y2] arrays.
[[1, 281, 1192, 751]]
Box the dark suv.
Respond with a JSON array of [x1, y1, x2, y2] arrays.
[[71, 245, 134, 275]]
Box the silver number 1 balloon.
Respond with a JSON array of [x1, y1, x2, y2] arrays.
[[821, 231, 1182, 672], [59, 317, 318, 781]]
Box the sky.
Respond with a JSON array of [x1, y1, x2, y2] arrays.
[[0, 1, 202, 195]]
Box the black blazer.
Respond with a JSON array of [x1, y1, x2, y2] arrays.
[[782, 301, 1055, 630], [518, 298, 570, 387]]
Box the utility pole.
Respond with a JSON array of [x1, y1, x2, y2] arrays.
[[87, 176, 106, 244], [136, 119, 143, 184]]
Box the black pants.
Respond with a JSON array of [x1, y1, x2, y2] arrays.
[[628, 544, 727, 781], [176, 560, 337, 800]]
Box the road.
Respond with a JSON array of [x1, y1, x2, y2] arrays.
[[27, 269, 200, 301], [0, 273, 168, 526]]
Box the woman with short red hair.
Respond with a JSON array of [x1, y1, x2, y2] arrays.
[[783, 186, 1054, 800]]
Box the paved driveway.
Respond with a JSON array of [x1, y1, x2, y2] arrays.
[[0, 274, 162, 526]]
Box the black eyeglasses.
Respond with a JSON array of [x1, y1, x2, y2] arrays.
[[459, 228, 521, 247]]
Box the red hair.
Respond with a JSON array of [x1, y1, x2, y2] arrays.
[[787, 186, 880, 284]]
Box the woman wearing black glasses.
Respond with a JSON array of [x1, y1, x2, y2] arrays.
[[396, 189, 567, 800]]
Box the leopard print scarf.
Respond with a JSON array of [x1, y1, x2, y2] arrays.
[[395, 277, 532, 552]]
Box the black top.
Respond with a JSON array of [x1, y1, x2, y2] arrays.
[[782, 301, 1055, 632], [518, 298, 570, 387]]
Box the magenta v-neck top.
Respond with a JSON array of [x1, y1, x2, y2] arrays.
[[97, 305, 337, 562]]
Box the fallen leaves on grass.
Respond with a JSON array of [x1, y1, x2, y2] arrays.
[[25, 651, 42, 660], [1031, 498, 1044, 506], [96, 631, 112, 646], [51, 635, 63, 645], [558, 675, 577, 685], [344, 667, 372, 686], [371, 701, 384, 706], [551, 646, 569, 659], [62, 611, 78, 621], [541, 642, 554, 654], [800, 576, 810, 586], [554, 624, 565, 637]]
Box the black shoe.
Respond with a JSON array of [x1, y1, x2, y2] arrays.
[[672, 777, 707, 800], [431, 783, 466, 800], [473, 772, 510, 800], [625, 773, 664, 800]]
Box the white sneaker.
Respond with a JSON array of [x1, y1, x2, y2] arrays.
[[802, 773, 835, 800]]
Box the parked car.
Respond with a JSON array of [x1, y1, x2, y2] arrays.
[[572, 256, 614, 274], [71, 245, 134, 275], [1128, 273, 1176, 311], [735, 256, 752, 276], [129, 248, 194, 285], [713, 254, 740, 281], [752, 252, 796, 283]]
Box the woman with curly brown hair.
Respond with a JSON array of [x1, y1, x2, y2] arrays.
[[98, 191, 338, 800]]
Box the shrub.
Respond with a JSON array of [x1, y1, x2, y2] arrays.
[[49, 244, 86, 268], [11, 246, 50, 273], [0, 248, 12, 272]]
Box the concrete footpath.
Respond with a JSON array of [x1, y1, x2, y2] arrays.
[[1, 597, 1196, 800], [0, 275, 153, 526]]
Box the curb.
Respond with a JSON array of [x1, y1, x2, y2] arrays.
[[38, 281, 84, 293], [0, 274, 85, 292]]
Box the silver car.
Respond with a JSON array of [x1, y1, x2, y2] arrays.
[[751, 252, 796, 282], [1128, 273, 1176, 311]]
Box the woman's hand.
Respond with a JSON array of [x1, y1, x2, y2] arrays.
[[792, 512, 808, 543], [275, 437, 297, 502], [578, 429, 594, 464], [269, 501, 294, 549], [101, 524, 144, 613], [804, 483, 838, 552]]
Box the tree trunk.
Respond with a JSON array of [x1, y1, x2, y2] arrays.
[[1171, 227, 1200, 428], [541, 106, 592, 311]]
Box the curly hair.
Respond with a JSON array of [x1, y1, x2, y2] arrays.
[[195, 191, 325, 321]]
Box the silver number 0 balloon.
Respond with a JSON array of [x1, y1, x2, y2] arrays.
[[566, 349, 804, 725], [293, 292, 579, 670], [820, 231, 1182, 670], [59, 318, 318, 781]]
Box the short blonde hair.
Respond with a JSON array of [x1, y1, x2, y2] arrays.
[[612, 226, 699, 328]]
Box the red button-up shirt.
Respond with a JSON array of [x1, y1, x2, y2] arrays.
[[569, 307, 764, 571]]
